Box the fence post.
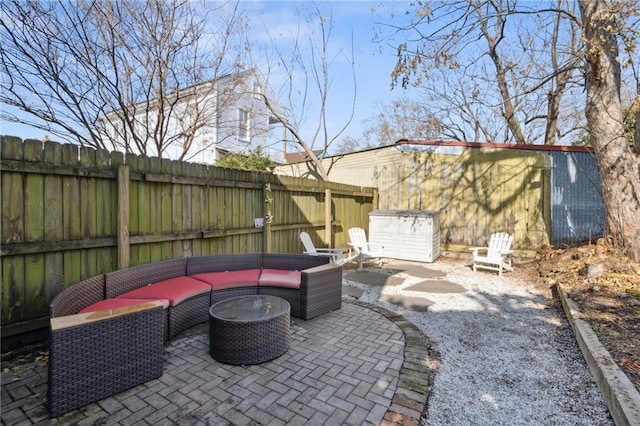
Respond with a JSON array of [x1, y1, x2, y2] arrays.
[[373, 188, 379, 210], [263, 182, 273, 253], [325, 188, 332, 247], [118, 164, 130, 269]]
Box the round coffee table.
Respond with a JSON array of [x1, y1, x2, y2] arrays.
[[208, 295, 291, 365]]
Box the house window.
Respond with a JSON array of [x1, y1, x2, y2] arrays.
[[238, 109, 250, 140], [252, 80, 262, 99]]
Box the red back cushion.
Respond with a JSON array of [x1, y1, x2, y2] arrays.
[[116, 277, 210, 306], [259, 269, 302, 289], [191, 269, 261, 289]]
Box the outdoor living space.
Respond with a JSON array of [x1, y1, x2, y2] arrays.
[[3, 256, 633, 425], [3, 0, 640, 422], [2, 262, 428, 426]]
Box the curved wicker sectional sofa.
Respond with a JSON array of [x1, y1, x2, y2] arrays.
[[48, 253, 342, 417]]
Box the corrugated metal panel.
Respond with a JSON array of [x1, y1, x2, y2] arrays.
[[550, 151, 605, 246]]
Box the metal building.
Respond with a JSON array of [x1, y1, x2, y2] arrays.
[[275, 140, 606, 253]]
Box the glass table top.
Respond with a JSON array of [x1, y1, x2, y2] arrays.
[[209, 295, 290, 322]]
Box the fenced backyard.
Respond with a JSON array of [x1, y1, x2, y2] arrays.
[[0, 136, 376, 350], [276, 141, 606, 252]]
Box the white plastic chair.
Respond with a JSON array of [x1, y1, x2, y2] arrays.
[[348, 227, 384, 270], [470, 232, 514, 276], [299, 232, 346, 265]]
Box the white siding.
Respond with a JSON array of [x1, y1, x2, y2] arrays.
[[215, 73, 283, 162], [99, 69, 284, 164]]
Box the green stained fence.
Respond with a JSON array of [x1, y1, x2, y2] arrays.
[[0, 136, 376, 351]]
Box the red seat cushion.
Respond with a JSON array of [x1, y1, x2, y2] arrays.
[[116, 277, 210, 307], [191, 269, 261, 290], [259, 269, 302, 289], [79, 298, 169, 314]]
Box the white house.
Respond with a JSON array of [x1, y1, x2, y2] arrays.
[[100, 69, 286, 164]]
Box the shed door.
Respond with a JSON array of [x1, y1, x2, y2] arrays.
[[369, 215, 398, 258], [398, 215, 433, 262]]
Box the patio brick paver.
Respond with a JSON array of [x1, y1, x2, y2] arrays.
[[1, 300, 434, 425]]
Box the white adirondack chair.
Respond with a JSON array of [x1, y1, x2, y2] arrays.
[[470, 232, 514, 276], [348, 227, 384, 270], [299, 232, 347, 265]]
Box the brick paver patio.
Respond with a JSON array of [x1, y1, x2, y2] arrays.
[[1, 301, 433, 426]]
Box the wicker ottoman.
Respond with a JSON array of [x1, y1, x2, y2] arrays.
[[209, 295, 290, 365]]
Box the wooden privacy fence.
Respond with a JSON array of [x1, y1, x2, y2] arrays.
[[276, 142, 605, 254], [398, 143, 604, 251], [0, 136, 377, 348]]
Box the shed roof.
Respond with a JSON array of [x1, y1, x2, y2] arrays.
[[395, 139, 595, 153]]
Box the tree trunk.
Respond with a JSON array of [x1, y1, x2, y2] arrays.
[[579, 0, 640, 255], [635, 80, 640, 153]]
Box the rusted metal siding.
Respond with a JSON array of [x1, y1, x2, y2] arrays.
[[550, 151, 605, 246]]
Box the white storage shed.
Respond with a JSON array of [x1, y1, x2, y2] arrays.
[[369, 210, 440, 263]]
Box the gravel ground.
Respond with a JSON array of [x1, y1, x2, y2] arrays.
[[346, 258, 614, 426]]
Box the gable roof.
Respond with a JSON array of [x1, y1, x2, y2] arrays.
[[103, 68, 283, 115]]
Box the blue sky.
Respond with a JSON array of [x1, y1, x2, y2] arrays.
[[242, 1, 411, 152], [0, 1, 411, 152], [4, 2, 636, 150]]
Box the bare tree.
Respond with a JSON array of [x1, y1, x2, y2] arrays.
[[1, 0, 247, 160], [410, 69, 510, 143], [252, 3, 357, 180], [387, 0, 582, 145], [335, 97, 442, 153], [388, 0, 640, 254], [578, 0, 640, 255]]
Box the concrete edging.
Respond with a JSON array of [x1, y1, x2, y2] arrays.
[[557, 284, 640, 426]]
